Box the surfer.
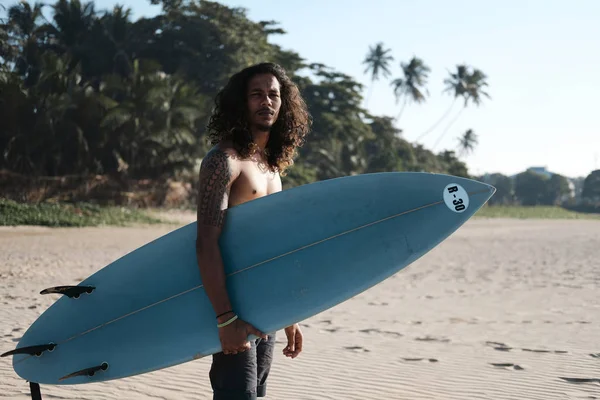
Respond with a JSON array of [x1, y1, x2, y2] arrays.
[[195, 62, 312, 399]]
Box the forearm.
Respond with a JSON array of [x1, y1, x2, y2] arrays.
[[196, 244, 232, 317]]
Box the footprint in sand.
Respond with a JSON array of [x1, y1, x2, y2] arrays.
[[522, 348, 551, 353], [486, 341, 512, 352], [344, 346, 370, 353], [559, 377, 600, 384], [490, 363, 525, 371], [367, 301, 389, 306], [415, 335, 450, 343], [522, 348, 569, 354], [359, 328, 403, 338]]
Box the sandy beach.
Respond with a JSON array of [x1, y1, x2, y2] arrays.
[[1, 216, 598, 399]]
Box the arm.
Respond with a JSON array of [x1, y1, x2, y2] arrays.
[[195, 148, 239, 319]]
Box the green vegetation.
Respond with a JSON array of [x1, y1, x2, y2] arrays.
[[0, 0, 483, 188], [1, 0, 598, 225], [475, 205, 600, 220], [479, 169, 600, 212], [0, 198, 165, 227]]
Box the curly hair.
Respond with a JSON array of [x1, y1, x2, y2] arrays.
[[206, 62, 311, 175]]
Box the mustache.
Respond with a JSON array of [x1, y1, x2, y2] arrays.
[[257, 108, 274, 115]]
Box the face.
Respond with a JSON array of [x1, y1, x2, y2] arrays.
[[246, 73, 282, 132]]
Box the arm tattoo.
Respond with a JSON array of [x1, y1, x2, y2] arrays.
[[198, 150, 232, 227]]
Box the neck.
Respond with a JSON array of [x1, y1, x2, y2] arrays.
[[251, 128, 270, 151]]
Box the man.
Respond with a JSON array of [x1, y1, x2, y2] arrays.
[[195, 62, 312, 399]]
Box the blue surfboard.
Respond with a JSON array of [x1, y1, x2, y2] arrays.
[[3, 172, 494, 385]]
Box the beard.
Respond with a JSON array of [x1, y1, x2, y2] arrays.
[[252, 118, 273, 132], [255, 123, 271, 132]]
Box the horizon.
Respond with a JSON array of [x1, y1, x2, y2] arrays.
[[3, 0, 599, 179]]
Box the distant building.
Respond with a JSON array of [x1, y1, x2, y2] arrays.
[[526, 166, 553, 179]]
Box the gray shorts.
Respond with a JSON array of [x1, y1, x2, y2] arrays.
[[209, 332, 277, 400]]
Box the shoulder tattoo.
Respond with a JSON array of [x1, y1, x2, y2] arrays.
[[198, 150, 232, 227]]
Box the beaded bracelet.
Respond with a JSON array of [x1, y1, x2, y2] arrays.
[[217, 314, 238, 328]]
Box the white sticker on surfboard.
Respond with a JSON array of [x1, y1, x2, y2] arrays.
[[443, 183, 469, 213]]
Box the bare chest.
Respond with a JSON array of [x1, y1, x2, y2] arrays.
[[229, 161, 281, 207]]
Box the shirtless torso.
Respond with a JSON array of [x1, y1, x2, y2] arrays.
[[225, 145, 281, 207]]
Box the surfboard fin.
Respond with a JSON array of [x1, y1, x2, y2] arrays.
[[58, 362, 108, 381], [40, 285, 95, 298], [1, 343, 56, 357]]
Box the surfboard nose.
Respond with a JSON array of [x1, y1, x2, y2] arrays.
[[478, 181, 497, 200], [480, 181, 497, 202], [469, 180, 496, 210]]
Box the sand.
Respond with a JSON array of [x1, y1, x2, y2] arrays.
[[1, 216, 599, 399]]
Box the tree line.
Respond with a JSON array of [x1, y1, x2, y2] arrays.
[[2, 0, 598, 209], [480, 169, 600, 209], [0, 0, 485, 190]]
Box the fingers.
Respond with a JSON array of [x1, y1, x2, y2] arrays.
[[294, 332, 303, 355], [288, 340, 295, 353], [223, 340, 251, 356], [223, 346, 247, 356], [219, 319, 266, 356], [283, 331, 303, 358], [247, 324, 268, 340]]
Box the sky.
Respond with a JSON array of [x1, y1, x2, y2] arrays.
[[3, 0, 600, 178]]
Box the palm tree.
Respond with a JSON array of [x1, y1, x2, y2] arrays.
[[418, 64, 490, 150], [100, 59, 203, 177], [431, 67, 489, 149], [4, 1, 48, 86], [390, 56, 430, 121], [456, 129, 478, 157], [416, 64, 468, 142], [362, 42, 393, 108], [462, 68, 489, 106], [46, 0, 97, 80]]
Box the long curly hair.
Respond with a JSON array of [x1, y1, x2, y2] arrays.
[[206, 63, 311, 175]]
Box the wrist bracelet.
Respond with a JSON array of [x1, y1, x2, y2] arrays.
[[217, 314, 238, 328], [216, 310, 233, 319]]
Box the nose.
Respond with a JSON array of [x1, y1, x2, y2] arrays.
[[261, 94, 272, 107]]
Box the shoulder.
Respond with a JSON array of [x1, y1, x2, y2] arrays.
[[200, 143, 241, 179]]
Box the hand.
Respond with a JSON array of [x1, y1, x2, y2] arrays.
[[283, 323, 303, 359], [218, 316, 267, 355]]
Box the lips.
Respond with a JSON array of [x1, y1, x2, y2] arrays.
[[258, 109, 274, 116]]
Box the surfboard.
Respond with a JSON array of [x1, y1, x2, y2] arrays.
[[3, 172, 495, 386]]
